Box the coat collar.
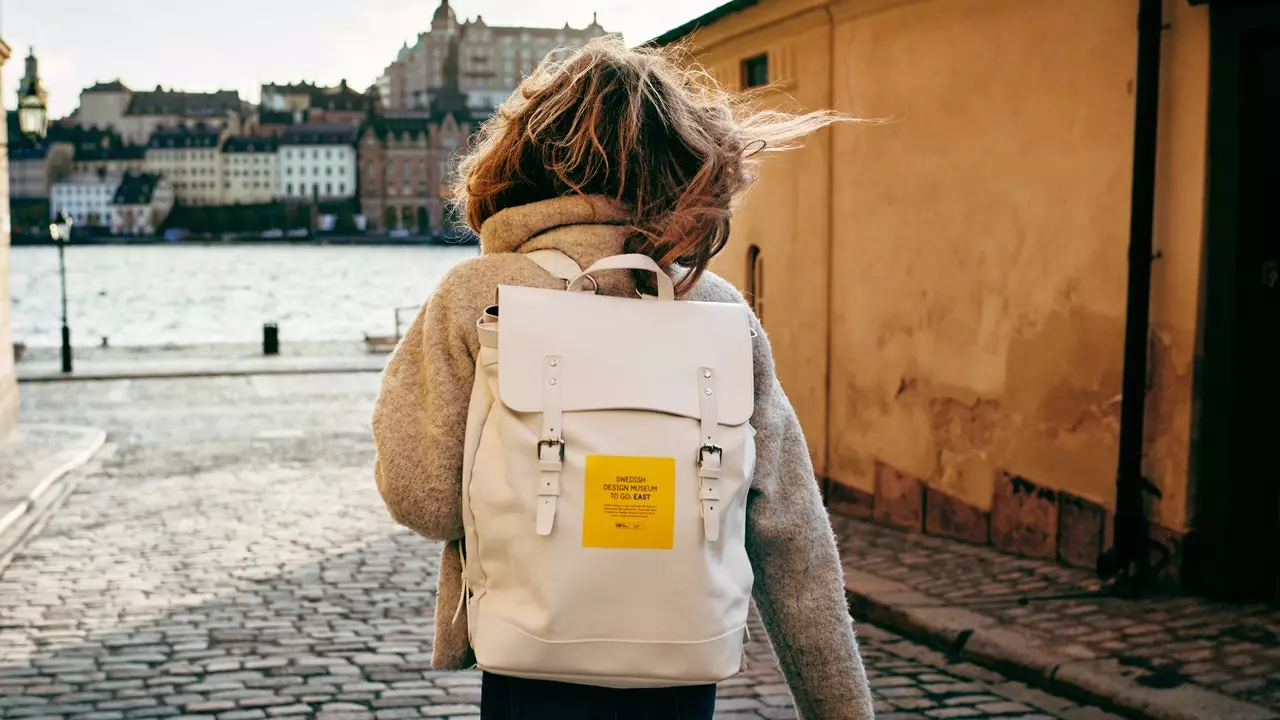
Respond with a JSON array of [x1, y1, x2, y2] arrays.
[[478, 195, 632, 269]]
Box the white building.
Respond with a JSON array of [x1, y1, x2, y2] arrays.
[[50, 171, 120, 227], [110, 172, 173, 235], [221, 136, 279, 205], [279, 124, 358, 201]]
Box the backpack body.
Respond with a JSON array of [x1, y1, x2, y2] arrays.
[[456, 251, 758, 688]]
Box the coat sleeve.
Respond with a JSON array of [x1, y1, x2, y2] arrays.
[[745, 316, 876, 720], [372, 267, 479, 542]]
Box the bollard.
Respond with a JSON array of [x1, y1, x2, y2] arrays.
[[263, 323, 280, 356]]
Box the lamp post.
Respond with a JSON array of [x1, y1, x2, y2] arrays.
[[16, 48, 49, 141], [17, 92, 48, 139], [48, 212, 74, 373]]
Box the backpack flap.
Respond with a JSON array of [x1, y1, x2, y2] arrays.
[[495, 284, 754, 424]]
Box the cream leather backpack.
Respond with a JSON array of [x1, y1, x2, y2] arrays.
[[456, 249, 757, 688]]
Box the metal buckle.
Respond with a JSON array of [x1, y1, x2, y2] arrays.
[[537, 438, 565, 462], [697, 444, 723, 467]]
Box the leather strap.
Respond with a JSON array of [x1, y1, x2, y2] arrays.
[[477, 306, 499, 349], [525, 249, 583, 283], [697, 367, 722, 542], [568, 254, 676, 301], [452, 542, 469, 624], [537, 354, 564, 536]]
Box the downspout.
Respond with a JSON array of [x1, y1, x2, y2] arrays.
[[1098, 0, 1169, 594], [822, 2, 837, 501]]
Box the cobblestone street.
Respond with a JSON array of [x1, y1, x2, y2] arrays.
[[2, 374, 1124, 719]]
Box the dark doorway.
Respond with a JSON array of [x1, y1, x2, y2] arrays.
[[1193, 3, 1280, 602]]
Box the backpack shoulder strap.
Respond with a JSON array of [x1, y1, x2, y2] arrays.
[[523, 249, 582, 283]]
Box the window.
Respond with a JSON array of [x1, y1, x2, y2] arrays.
[[326, 183, 333, 195], [340, 182, 346, 194], [287, 167, 293, 176], [326, 167, 332, 176], [742, 54, 769, 89]]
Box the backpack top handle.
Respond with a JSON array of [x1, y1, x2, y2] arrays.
[[566, 254, 676, 301]]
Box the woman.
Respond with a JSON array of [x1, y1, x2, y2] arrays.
[[372, 37, 875, 720]]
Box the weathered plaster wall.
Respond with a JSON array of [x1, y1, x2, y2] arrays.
[[682, 0, 1209, 534], [827, 0, 1137, 511], [699, 6, 836, 475]]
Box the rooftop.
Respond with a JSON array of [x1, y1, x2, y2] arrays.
[[127, 88, 243, 117], [74, 146, 147, 162], [113, 172, 164, 206], [223, 136, 280, 153], [54, 172, 121, 187], [280, 123, 360, 146], [648, 0, 757, 46], [148, 125, 225, 149], [84, 79, 129, 94]]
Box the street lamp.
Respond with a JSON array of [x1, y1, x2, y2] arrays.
[[48, 212, 74, 373], [17, 92, 48, 139]]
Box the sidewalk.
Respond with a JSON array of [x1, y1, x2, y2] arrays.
[[16, 353, 388, 382], [0, 424, 105, 556], [833, 515, 1280, 720], [15, 340, 388, 382]]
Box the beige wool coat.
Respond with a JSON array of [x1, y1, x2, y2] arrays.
[[372, 194, 875, 719]]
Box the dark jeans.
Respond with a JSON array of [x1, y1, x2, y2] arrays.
[[480, 672, 717, 720]]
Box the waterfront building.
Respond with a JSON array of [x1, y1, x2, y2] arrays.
[[278, 124, 359, 201], [50, 171, 120, 227], [111, 172, 173, 235], [144, 125, 227, 206], [221, 136, 280, 205], [376, 0, 610, 113]]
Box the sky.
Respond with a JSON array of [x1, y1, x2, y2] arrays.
[[0, 0, 727, 119]]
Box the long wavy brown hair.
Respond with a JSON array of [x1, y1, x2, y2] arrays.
[[453, 36, 846, 296]]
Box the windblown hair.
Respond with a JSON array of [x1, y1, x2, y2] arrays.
[[453, 36, 847, 295]]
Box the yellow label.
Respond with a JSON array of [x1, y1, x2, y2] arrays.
[[582, 455, 676, 550]]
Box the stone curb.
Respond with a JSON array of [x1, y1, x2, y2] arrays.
[[0, 425, 106, 548], [844, 569, 1280, 720], [17, 363, 385, 383]]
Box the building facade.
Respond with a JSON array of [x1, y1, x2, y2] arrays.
[[8, 142, 72, 199], [73, 146, 146, 177], [75, 80, 131, 131], [111, 172, 173, 235], [358, 111, 470, 234], [660, 0, 1280, 601], [0, 38, 16, 440], [259, 81, 371, 129], [377, 0, 610, 113], [279, 124, 358, 201], [145, 125, 227, 206], [221, 136, 279, 205], [50, 171, 120, 226], [73, 82, 245, 144]]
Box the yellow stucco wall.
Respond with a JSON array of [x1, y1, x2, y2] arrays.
[[683, 0, 1209, 531], [702, 6, 837, 474]]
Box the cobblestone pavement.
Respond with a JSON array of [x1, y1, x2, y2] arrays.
[[3, 374, 1125, 719], [835, 516, 1280, 712]]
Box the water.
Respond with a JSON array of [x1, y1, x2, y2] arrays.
[[9, 244, 478, 348]]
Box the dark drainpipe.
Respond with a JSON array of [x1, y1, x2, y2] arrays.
[[1097, 0, 1169, 595]]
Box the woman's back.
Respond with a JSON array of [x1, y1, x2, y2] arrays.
[[371, 35, 875, 719]]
